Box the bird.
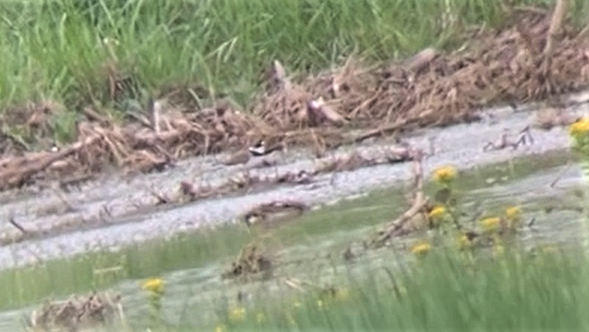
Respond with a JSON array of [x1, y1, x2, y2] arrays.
[[220, 149, 253, 166], [220, 140, 287, 166], [219, 141, 265, 166], [251, 139, 288, 157], [242, 200, 308, 228], [248, 140, 268, 157]]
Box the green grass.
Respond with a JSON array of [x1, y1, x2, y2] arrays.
[[1, 1, 588, 328], [208, 247, 586, 332], [0, 152, 580, 331], [1, 0, 587, 144], [0, 149, 579, 325], [0, 150, 574, 307], [14, 242, 584, 331]]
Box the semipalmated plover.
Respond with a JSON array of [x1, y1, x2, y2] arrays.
[[221, 140, 286, 166]]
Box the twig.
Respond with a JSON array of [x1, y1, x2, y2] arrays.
[[126, 112, 153, 129], [346, 119, 409, 145], [82, 107, 113, 127], [9, 216, 28, 235], [549, 161, 572, 188], [371, 149, 428, 247], [427, 136, 437, 156], [52, 188, 77, 213], [148, 188, 171, 205], [283, 278, 306, 292], [577, 24, 589, 41], [99, 204, 113, 222], [152, 98, 164, 135], [544, 0, 569, 56], [527, 217, 537, 228], [93, 266, 123, 275], [283, 277, 323, 290], [0, 135, 98, 191], [483, 126, 533, 151]]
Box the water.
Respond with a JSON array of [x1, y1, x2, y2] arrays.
[[0, 100, 587, 268], [0, 94, 587, 330], [0, 157, 585, 331]]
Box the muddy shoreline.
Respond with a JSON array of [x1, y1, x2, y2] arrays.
[[0, 91, 587, 270], [1, 8, 588, 198]]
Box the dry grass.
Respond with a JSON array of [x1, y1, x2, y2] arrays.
[[0, 5, 587, 192]]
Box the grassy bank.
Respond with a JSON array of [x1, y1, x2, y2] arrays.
[[0, 149, 572, 311], [207, 248, 586, 332], [1, 0, 584, 117], [8, 240, 588, 331], [0, 149, 583, 331], [0, 0, 588, 330]]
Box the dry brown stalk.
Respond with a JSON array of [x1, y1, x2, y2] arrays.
[[371, 149, 428, 247], [544, 0, 570, 56], [0, 135, 99, 191]]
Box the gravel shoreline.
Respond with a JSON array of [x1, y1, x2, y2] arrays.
[[0, 91, 587, 270]]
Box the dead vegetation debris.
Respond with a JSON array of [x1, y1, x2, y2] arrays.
[[532, 105, 580, 130], [0, 136, 99, 192], [169, 144, 424, 207], [1, 211, 110, 247], [176, 171, 314, 203], [483, 126, 534, 152], [26, 291, 123, 332], [128, 138, 428, 211], [358, 140, 543, 252], [368, 148, 432, 247], [222, 244, 273, 281], [0, 5, 587, 191], [315, 152, 378, 173], [242, 200, 310, 227]]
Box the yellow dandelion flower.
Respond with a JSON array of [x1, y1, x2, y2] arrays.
[[411, 241, 432, 256], [505, 206, 522, 221], [504, 206, 522, 231], [480, 217, 501, 234], [569, 117, 589, 138], [141, 278, 164, 294], [215, 324, 226, 332], [428, 206, 446, 220], [432, 166, 457, 183], [229, 306, 246, 322], [457, 233, 472, 250]]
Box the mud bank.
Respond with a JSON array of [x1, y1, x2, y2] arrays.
[[0, 92, 587, 269], [2, 6, 589, 194]]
